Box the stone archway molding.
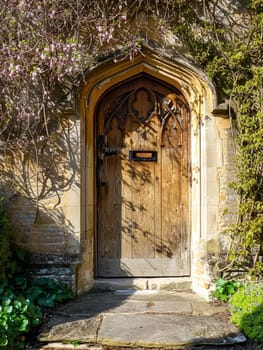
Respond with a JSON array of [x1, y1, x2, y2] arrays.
[[78, 47, 218, 299]]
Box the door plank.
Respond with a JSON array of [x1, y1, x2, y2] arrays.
[[161, 114, 183, 260]]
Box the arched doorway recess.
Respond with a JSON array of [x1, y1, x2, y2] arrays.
[[79, 49, 217, 297]]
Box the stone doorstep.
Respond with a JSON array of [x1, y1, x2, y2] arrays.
[[93, 278, 192, 292]]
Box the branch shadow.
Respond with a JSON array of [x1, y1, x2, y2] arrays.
[[0, 115, 81, 279]]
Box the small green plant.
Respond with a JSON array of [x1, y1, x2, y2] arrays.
[[0, 279, 42, 349], [63, 340, 80, 347], [213, 278, 241, 301], [11, 276, 74, 308], [0, 277, 74, 349], [25, 277, 74, 308], [229, 283, 263, 343]]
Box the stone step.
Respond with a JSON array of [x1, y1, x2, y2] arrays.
[[93, 277, 192, 292]]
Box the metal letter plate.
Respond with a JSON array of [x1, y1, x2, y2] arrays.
[[129, 150, 157, 162]]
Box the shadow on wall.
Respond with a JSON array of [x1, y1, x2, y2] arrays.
[[0, 115, 81, 285]]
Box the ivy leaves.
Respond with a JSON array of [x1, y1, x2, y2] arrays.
[[213, 1, 263, 276]]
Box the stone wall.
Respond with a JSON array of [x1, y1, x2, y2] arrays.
[[192, 109, 238, 296]]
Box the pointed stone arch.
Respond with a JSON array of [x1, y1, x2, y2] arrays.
[[77, 48, 223, 298]]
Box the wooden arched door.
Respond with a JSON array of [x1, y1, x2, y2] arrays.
[[96, 74, 190, 277]]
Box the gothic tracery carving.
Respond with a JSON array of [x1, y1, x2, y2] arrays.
[[102, 78, 189, 149]]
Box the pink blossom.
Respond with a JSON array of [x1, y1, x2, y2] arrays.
[[49, 10, 56, 18], [31, 71, 37, 80], [50, 44, 56, 53]]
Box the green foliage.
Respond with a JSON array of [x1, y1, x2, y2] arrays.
[[0, 277, 74, 349], [25, 277, 74, 308], [0, 279, 42, 349], [229, 283, 263, 342], [224, 44, 263, 276], [9, 275, 74, 309], [213, 278, 241, 301], [63, 340, 80, 347], [0, 199, 12, 280]]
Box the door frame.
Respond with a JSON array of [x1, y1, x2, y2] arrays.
[[78, 47, 217, 295]]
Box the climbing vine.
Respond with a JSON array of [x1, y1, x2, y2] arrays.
[[210, 1, 263, 278]]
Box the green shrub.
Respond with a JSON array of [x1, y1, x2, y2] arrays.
[[0, 279, 42, 349], [229, 283, 263, 343], [0, 277, 74, 349], [213, 278, 241, 301], [18, 277, 74, 308], [0, 199, 12, 280]]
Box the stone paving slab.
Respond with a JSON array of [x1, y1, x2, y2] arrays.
[[39, 316, 102, 343], [106, 300, 192, 314], [191, 301, 226, 316], [98, 314, 246, 348]]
